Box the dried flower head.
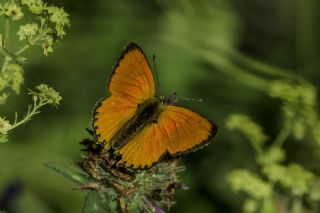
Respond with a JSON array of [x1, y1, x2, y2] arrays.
[[79, 137, 187, 212]]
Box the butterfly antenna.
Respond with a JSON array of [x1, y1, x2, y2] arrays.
[[179, 97, 208, 102], [153, 54, 161, 95]]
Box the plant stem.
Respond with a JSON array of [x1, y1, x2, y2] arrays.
[[291, 197, 302, 213], [225, 48, 300, 80], [171, 28, 300, 82], [15, 44, 30, 56], [1, 18, 11, 73], [166, 38, 271, 91], [1, 56, 10, 73], [8, 100, 47, 131], [261, 197, 276, 213], [201, 39, 299, 80], [3, 18, 10, 49], [201, 50, 270, 91], [272, 116, 293, 148], [15, 33, 43, 56], [251, 142, 263, 157]]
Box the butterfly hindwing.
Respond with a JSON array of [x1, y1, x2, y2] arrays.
[[93, 43, 155, 148], [117, 106, 217, 169], [159, 106, 216, 155], [117, 123, 167, 169]]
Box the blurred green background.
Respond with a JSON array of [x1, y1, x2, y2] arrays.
[[1, 0, 320, 212]]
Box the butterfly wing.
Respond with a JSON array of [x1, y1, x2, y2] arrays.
[[117, 123, 167, 169], [108, 43, 155, 103], [93, 43, 155, 148], [117, 106, 217, 169], [159, 106, 216, 155]]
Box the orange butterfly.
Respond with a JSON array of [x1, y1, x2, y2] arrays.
[[93, 43, 217, 169]]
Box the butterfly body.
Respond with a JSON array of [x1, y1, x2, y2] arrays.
[[110, 97, 162, 149], [93, 43, 217, 169]]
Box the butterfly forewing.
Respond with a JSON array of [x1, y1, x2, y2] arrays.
[[94, 96, 136, 148], [93, 43, 155, 148], [108, 44, 155, 104]]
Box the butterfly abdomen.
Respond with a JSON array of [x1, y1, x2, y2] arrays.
[[111, 97, 162, 149]]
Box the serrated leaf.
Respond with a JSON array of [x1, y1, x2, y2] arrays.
[[44, 161, 90, 185], [82, 191, 114, 213]]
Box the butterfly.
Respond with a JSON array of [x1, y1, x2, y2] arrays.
[[93, 43, 217, 169]]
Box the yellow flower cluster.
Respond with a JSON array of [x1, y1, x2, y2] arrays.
[[0, 0, 67, 143], [0, 1, 23, 20]]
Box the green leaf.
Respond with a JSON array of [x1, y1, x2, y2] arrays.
[[44, 161, 90, 185], [82, 191, 114, 213]]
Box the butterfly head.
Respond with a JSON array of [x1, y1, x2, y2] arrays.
[[160, 92, 178, 106]]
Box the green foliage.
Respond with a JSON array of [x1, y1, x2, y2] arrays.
[[257, 147, 285, 165], [82, 191, 115, 213], [227, 169, 272, 199], [0, 0, 319, 212], [243, 199, 258, 213], [226, 114, 268, 154], [44, 161, 89, 185], [226, 80, 320, 212], [268, 80, 318, 142], [0, 1, 24, 21], [0, 0, 68, 143], [0, 84, 61, 143]]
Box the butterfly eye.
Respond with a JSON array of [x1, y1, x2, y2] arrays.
[[152, 118, 158, 123], [137, 104, 141, 108]]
